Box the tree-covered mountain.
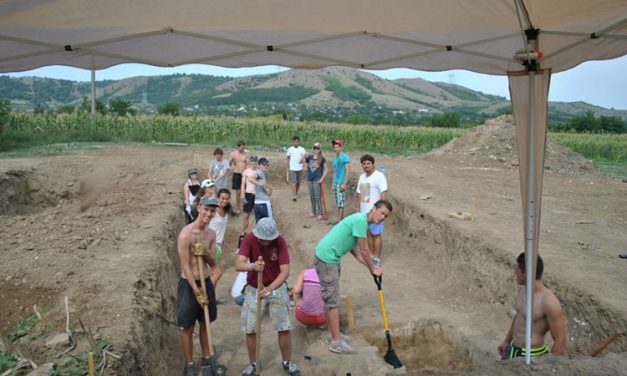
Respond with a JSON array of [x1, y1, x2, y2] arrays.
[[1, 67, 625, 125]]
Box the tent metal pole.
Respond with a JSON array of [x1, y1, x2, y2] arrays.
[[524, 70, 536, 366], [91, 69, 96, 114]]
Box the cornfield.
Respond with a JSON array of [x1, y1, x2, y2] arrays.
[[4, 113, 465, 154], [549, 133, 627, 161]]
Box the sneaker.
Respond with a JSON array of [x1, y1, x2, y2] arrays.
[[183, 362, 195, 376], [324, 333, 352, 344], [241, 363, 256, 376], [282, 361, 301, 376], [328, 339, 355, 354], [202, 358, 227, 375]]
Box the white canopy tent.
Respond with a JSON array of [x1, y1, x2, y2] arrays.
[[1, 0, 626, 364]]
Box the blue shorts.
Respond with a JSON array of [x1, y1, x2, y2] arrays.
[[368, 222, 384, 235]]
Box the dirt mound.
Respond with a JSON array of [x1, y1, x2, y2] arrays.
[[431, 115, 599, 176]]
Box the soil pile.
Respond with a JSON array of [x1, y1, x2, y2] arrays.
[[431, 115, 599, 176]]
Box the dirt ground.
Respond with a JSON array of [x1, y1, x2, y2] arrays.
[[0, 133, 626, 375]]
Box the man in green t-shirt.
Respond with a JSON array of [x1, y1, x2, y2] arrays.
[[314, 199, 392, 354]]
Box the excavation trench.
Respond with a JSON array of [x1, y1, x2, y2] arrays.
[[117, 168, 625, 375]]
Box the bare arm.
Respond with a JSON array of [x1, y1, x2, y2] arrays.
[[350, 237, 380, 275], [545, 296, 567, 354], [342, 162, 351, 190], [497, 313, 517, 355], [381, 190, 388, 201], [177, 232, 200, 294], [183, 183, 191, 205], [235, 254, 259, 272], [292, 270, 305, 297]]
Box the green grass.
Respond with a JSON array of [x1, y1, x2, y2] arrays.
[[9, 315, 38, 343], [592, 159, 627, 178], [0, 351, 18, 373]]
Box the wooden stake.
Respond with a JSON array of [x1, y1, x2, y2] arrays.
[[346, 295, 354, 331], [88, 352, 95, 376], [470, 197, 476, 220]]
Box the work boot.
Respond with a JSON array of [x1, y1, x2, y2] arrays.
[[282, 360, 301, 376], [183, 362, 195, 376], [241, 363, 256, 376]]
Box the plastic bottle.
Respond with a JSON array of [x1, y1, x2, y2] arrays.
[[379, 164, 387, 177]]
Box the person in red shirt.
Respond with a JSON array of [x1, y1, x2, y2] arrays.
[[234, 218, 301, 376]]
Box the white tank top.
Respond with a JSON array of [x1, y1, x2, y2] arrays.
[[209, 211, 228, 244]]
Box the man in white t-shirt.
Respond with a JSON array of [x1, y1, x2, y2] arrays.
[[356, 154, 388, 260], [285, 135, 307, 201]]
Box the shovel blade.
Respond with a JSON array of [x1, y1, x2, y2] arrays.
[[201, 356, 227, 376], [384, 348, 403, 369]]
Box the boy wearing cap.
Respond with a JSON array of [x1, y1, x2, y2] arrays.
[[176, 196, 220, 376], [254, 157, 274, 221], [235, 218, 301, 376], [241, 155, 260, 234], [286, 136, 307, 201], [331, 139, 351, 223], [184, 168, 201, 223]]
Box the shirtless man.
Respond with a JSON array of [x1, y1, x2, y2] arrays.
[[229, 140, 250, 213], [241, 155, 260, 234], [176, 195, 220, 376], [497, 253, 567, 360]]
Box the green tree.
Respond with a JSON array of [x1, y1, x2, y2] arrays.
[[109, 98, 136, 116], [0, 98, 10, 137], [597, 116, 625, 133], [57, 105, 75, 114], [429, 112, 461, 128], [79, 96, 108, 115], [568, 111, 597, 133], [158, 101, 180, 116]]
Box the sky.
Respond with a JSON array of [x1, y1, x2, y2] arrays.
[[5, 55, 627, 110]]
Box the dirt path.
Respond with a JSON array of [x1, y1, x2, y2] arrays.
[[0, 144, 625, 375]]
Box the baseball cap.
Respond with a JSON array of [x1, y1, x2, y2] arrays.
[[250, 155, 259, 162], [258, 157, 269, 166], [313, 142, 321, 149], [201, 179, 216, 188], [252, 218, 279, 241], [188, 167, 199, 176], [199, 196, 218, 206], [331, 139, 343, 147]]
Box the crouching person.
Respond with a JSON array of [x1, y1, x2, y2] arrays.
[[235, 218, 301, 376]]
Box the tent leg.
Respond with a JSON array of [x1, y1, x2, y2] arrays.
[[524, 71, 536, 366], [91, 69, 96, 114]]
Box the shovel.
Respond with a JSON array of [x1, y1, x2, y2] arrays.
[[373, 275, 403, 369], [255, 256, 264, 375], [196, 250, 226, 376]]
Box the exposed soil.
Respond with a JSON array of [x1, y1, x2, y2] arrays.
[[0, 141, 625, 375]]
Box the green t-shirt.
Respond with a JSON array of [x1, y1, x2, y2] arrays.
[[315, 213, 368, 264]]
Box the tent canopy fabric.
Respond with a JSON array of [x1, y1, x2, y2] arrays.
[[1, 0, 626, 74]]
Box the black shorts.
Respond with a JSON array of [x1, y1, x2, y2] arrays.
[[232, 172, 243, 190], [243, 193, 255, 213], [176, 277, 217, 329]]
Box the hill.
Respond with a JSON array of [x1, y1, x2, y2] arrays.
[[1, 67, 625, 124]]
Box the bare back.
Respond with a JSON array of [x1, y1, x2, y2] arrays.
[[230, 150, 249, 174]]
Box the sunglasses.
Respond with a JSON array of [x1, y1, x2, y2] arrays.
[[313, 146, 320, 150]]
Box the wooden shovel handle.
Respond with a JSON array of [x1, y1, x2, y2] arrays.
[[197, 255, 214, 356], [255, 256, 263, 375]]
